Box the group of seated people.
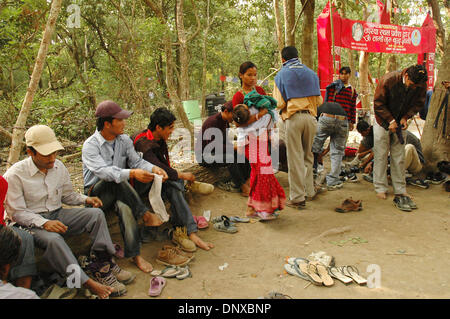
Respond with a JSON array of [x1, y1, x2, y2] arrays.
[[1, 101, 216, 299]]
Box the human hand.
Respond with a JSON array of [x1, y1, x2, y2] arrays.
[[131, 169, 154, 183], [349, 123, 354, 131], [152, 166, 168, 181], [400, 118, 408, 130], [86, 196, 103, 208], [388, 120, 398, 133], [258, 108, 268, 117], [43, 220, 68, 233]]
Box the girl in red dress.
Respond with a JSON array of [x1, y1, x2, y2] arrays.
[[233, 104, 286, 220]]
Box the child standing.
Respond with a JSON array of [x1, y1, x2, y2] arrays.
[[233, 104, 286, 220]]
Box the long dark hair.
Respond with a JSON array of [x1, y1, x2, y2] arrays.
[[239, 61, 257, 86]]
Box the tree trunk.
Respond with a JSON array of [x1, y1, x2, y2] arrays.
[[201, 0, 215, 118], [7, 0, 63, 167], [358, 8, 370, 111], [283, 0, 295, 46], [421, 24, 450, 169], [427, 0, 446, 55], [273, 0, 284, 60], [143, 0, 193, 142], [176, 0, 190, 101], [385, 55, 397, 74], [300, 0, 315, 68]]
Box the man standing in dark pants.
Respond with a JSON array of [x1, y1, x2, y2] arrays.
[[312, 102, 349, 190], [133, 107, 214, 251], [82, 100, 168, 273], [373, 64, 427, 212], [195, 101, 251, 196]]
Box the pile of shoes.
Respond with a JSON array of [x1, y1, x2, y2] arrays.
[[284, 251, 368, 287], [211, 215, 250, 233]]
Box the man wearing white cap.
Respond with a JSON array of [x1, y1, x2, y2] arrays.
[[82, 100, 168, 273], [3, 125, 134, 299]]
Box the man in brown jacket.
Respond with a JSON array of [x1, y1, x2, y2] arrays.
[[373, 64, 427, 212]]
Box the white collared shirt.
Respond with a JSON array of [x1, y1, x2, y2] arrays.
[[3, 157, 87, 228]]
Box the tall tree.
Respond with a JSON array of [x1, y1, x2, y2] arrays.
[[421, 0, 449, 169], [273, 0, 284, 60], [283, 0, 295, 46], [300, 0, 315, 68], [7, 0, 63, 167]]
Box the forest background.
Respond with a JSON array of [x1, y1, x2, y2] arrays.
[[0, 0, 448, 165]]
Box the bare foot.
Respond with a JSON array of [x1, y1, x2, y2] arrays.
[[84, 278, 113, 299], [132, 255, 153, 273], [241, 183, 250, 197], [246, 206, 256, 217], [376, 192, 387, 200], [143, 211, 163, 227], [189, 232, 214, 251]]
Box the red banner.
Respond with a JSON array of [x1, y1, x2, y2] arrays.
[[339, 19, 436, 54], [317, 2, 436, 97]]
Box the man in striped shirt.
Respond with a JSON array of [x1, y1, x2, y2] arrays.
[[325, 67, 358, 132]]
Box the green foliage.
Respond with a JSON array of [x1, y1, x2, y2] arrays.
[[0, 0, 447, 147]]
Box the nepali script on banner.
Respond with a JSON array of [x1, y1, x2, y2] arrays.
[[339, 19, 436, 54]]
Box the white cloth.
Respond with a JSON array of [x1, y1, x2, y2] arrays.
[[3, 157, 87, 228], [148, 174, 169, 222]]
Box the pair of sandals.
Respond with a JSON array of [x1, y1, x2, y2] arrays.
[[284, 258, 334, 287], [328, 265, 367, 285], [150, 265, 191, 280]]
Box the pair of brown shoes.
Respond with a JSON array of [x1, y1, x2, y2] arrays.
[[156, 245, 194, 267], [335, 198, 362, 213]]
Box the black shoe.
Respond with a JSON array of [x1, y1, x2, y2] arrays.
[[432, 172, 446, 184], [363, 174, 373, 183], [424, 172, 434, 184], [402, 195, 417, 209], [406, 177, 429, 189], [286, 200, 306, 209], [437, 161, 450, 175]]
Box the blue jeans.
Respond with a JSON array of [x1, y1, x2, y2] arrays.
[[135, 179, 198, 235], [312, 116, 348, 186], [87, 180, 150, 258]]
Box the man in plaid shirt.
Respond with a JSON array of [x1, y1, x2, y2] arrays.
[[325, 67, 358, 132]]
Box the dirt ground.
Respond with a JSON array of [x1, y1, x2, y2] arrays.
[[1, 118, 449, 299]]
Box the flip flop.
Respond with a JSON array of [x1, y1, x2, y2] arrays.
[[286, 257, 309, 266], [176, 266, 192, 280], [342, 265, 367, 285], [40, 284, 78, 299], [148, 276, 166, 297], [298, 262, 323, 286], [213, 219, 238, 233], [193, 216, 209, 229], [229, 216, 250, 223], [310, 262, 334, 287], [284, 263, 310, 282], [328, 266, 353, 284], [256, 212, 277, 221], [150, 266, 182, 278]]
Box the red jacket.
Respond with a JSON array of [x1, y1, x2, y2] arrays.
[[232, 86, 266, 107]]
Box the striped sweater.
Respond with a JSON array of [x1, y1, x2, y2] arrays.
[[325, 85, 358, 124]]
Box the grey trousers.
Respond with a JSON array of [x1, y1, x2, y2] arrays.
[[9, 226, 38, 282], [373, 121, 406, 195], [280, 111, 317, 202], [32, 207, 116, 285]]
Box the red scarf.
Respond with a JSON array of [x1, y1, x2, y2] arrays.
[[0, 176, 8, 226]]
